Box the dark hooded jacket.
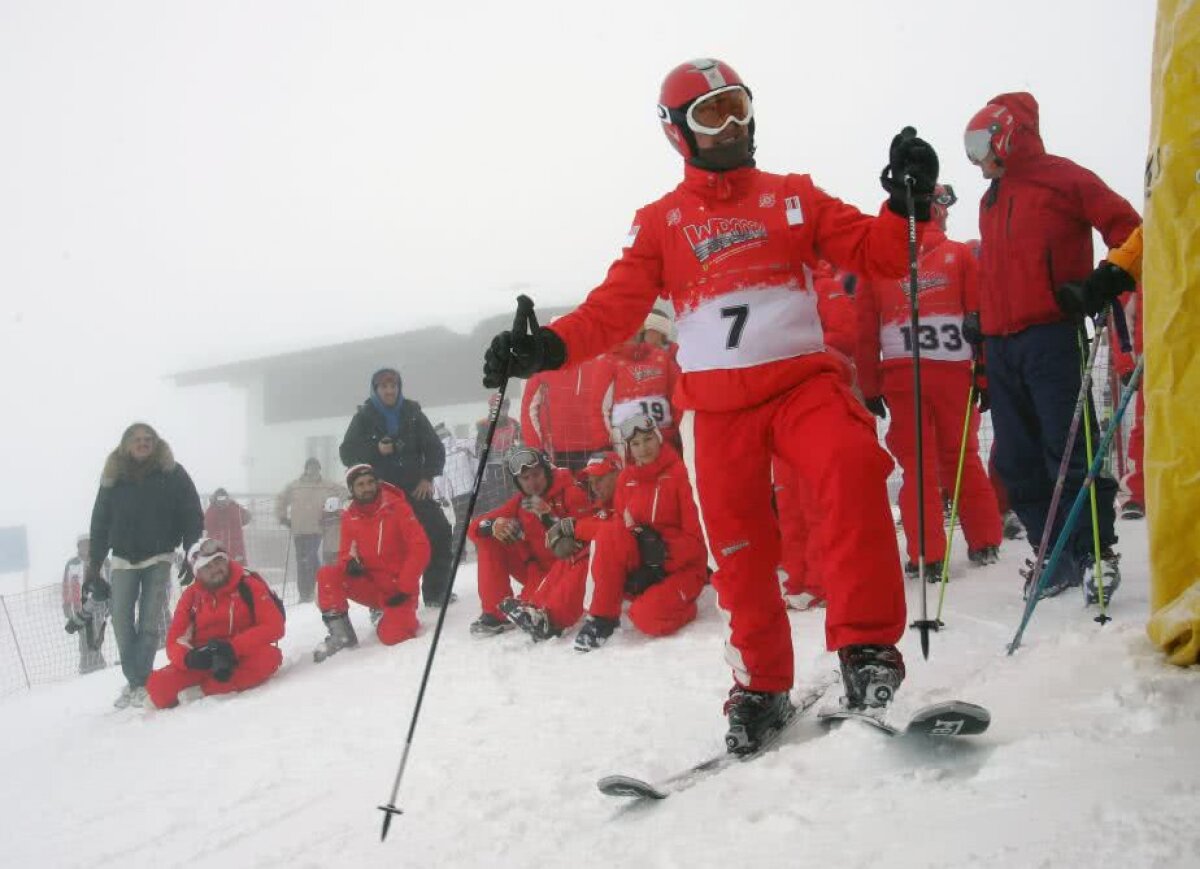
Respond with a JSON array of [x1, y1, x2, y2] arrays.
[[975, 92, 1141, 337], [339, 392, 445, 492], [89, 439, 204, 567]]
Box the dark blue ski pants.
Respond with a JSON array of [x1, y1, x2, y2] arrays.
[[985, 321, 1118, 564]]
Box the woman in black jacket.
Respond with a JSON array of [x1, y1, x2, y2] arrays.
[[88, 423, 203, 708], [339, 368, 454, 606]]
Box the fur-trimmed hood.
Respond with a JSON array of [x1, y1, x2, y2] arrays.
[[100, 439, 177, 487]]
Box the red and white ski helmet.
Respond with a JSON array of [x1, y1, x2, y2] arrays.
[[657, 58, 753, 159], [964, 102, 1017, 164]]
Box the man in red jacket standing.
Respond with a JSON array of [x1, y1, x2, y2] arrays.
[[521, 353, 617, 473], [857, 184, 1002, 580], [483, 58, 939, 753], [963, 92, 1141, 603], [145, 538, 284, 709], [312, 464, 431, 661], [609, 321, 681, 451]]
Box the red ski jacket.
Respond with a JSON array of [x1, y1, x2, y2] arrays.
[[856, 227, 979, 397], [468, 468, 592, 569], [608, 341, 681, 443], [337, 483, 431, 598], [520, 356, 617, 454], [164, 561, 285, 667], [613, 445, 707, 569], [203, 501, 251, 562], [813, 263, 859, 366], [975, 92, 1141, 337], [549, 163, 916, 413]]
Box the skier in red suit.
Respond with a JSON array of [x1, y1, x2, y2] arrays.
[[467, 446, 592, 636], [856, 183, 1003, 580], [146, 538, 284, 709], [520, 355, 617, 473], [571, 415, 708, 651], [483, 58, 940, 753], [609, 328, 682, 451], [311, 464, 430, 661]]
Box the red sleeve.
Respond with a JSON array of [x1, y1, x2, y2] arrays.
[[800, 180, 917, 280], [1069, 164, 1142, 252], [854, 279, 884, 399], [229, 575, 286, 657], [959, 241, 981, 313], [520, 376, 545, 450], [574, 509, 615, 542], [336, 513, 353, 565], [550, 204, 666, 366], [165, 587, 197, 669], [390, 495, 431, 595]]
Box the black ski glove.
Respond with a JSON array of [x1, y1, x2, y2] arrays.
[[624, 565, 667, 597], [206, 639, 237, 682], [631, 526, 668, 570], [184, 646, 214, 671], [346, 556, 366, 577], [82, 574, 111, 603], [385, 592, 410, 607], [482, 327, 567, 389], [962, 312, 984, 347], [881, 127, 939, 221], [1055, 262, 1135, 317], [865, 396, 888, 419]]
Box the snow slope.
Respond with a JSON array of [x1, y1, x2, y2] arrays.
[[2, 517, 1197, 869]]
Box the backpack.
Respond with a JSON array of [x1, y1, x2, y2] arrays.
[[190, 571, 287, 625]]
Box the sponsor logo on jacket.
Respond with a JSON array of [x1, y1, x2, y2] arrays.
[[682, 216, 768, 264]]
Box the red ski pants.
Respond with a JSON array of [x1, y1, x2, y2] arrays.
[[474, 537, 547, 619], [585, 522, 706, 636], [146, 645, 282, 709], [521, 554, 590, 631], [772, 459, 826, 600], [693, 373, 905, 692], [884, 365, 1002, 562], [1122, 387, 1145, 506], [316, 565, 419, 645]]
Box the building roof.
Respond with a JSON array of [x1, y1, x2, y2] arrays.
[[174, 306, 573, 425]]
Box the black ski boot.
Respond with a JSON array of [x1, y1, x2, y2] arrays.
[[837, 644, 905, 710], [313, 611, 359, 663], [1020, 553, 1080, 601], [723, 685, 795, 755], [1080, 548, 1121, 605], [1002, 510, 1026, 540], [907, 560, 944, 583], [498, 597, 559, 641], [1120, 501, 1145, 520], [968, 545, 1000, 567], [573, 615, 619, 652], [469, 612, 514, 637]]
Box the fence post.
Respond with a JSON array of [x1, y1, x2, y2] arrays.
[[1, 594, 32, 690]]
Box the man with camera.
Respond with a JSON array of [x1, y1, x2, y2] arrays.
[[339, 367, 454, 607], [62, 534, 110, 674], [144, 538, 285, 709]]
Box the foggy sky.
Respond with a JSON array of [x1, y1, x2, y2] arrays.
[[0, 0, 1155, 585]]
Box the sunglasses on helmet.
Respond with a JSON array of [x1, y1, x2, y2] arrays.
[[618, 413, 659, 442], [506, 447, 543, 477], [684, 85, 753, 136]]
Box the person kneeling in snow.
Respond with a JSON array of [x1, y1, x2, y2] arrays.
[[145, 538, 285, 709], [574, 415, 709, 651], [498, 451, 623, 640], [313, 464, 431, 662]]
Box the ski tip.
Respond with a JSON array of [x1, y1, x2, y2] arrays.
[[597, 774, 667, 800]]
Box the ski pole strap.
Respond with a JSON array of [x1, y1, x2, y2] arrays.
[[1108, 302, 1132, 354]]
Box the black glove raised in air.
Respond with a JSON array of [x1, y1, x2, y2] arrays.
[[482, 327, 566, 390]]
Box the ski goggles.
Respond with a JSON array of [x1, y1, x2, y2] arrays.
[[685, 85, 753, 136], [505, 446, 543, 477], [964, 128, 995, 164], [934, 184, 957, 208], [617, 413, 659, 442], [188, 537, 228, 571]]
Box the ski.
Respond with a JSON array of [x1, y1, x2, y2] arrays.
[[818, 699, 991, 738], [597, 673, 840, 801]]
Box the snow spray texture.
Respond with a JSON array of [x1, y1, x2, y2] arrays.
[[1144, 0, 1200, 665]]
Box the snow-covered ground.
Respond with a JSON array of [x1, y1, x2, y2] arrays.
[[2, 516, 1196, 869]]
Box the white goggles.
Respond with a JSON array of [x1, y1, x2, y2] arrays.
[[964, 128, 994, 164], [684, 85, 753, 136]]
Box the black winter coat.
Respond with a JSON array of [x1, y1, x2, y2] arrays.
[[339, 399, 445, 492], [89, 443, 204, 567]]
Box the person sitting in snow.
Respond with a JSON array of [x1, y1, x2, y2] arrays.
[[572, 414, 709, 651], [145, 538, 285, 709], [312, 464, 431, 662], [496, 451, 624, 640]]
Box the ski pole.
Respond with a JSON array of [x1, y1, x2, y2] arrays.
[[1076, 328, 1110, 623], [278, 528, 293, 604], [1018, 310, 1111, 606], [898, 128, 937, 659], [1007, 356, 1143, 654], [933, 358, 977, 625], [378, 294, 535, 842]]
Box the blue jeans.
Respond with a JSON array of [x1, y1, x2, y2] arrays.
[[985, 322, 1118, 570], [294, 534, 322, 603], [109, 561, 171, 688]]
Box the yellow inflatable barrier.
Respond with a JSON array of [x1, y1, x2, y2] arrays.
[[1144, 0, 1200, 664]]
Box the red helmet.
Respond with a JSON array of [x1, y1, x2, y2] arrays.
[[964, 103, 1016, 164], [657, 58, 753, 158]]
